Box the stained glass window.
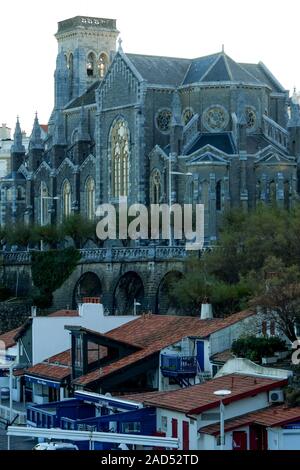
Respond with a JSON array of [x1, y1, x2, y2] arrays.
[[111, 119, 130, 197]]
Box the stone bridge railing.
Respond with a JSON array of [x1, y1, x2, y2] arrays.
[[0, 246, 198, 265]]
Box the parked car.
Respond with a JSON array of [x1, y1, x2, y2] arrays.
[[33, 442, 79, 451]]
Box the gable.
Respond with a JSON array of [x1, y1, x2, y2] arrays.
[[99, 52, 141, 110], [256, 148, 296, 166]]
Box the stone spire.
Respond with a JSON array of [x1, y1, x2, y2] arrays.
[[77, 105, 91, 142], [288, 100, 300, 128], [29, 113, 44, 150], [11, 117, 25, 153], [53, 110, 67, 146]]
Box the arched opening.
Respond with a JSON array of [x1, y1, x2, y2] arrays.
[[113, 272, 144, 315], [150, 169, 162, 203], [68, 53, 74, 99], [40, 181, 50, 226], [62, 180, 71, 219], [111, 119, 130, 198], [98, 53, 108, 78], [87, 52, 96, 77], [216, 180, 222, 211], [17, 186, 25, 201], [85, 177, 95, 220], [73, 272, 102, 308], [269, 180, 276, 205], [156, 271, 184, 315]]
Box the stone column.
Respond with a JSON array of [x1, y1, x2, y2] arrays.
[[239, 152, 248, 210], [209, 173, 217, 242]]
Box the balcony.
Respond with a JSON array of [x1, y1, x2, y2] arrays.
[[160, 355, 197, 378]]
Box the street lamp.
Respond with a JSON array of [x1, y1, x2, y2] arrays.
[[168, 154, 193, 247], [213, 389, 231, 450]]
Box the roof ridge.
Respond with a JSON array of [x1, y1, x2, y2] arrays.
[[199, 53, 222, 82]]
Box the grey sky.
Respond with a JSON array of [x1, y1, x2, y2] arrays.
[[1, 0, 299, 134]]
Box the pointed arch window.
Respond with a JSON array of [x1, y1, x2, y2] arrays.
[[111, 119, 130, 198], [86, 177, 95, 220], [87, 52, 96, 77], [216, 180, 222, 211], [284, 180, 290, 210], [98, 53, 108, 78], [62, 180, 71, 218], [151, 169, 162, 203], [269, 180, 276, 205], [40, 181, 50, 226]]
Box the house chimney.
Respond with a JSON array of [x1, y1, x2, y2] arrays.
[[200, 299, 213, 320], [31, 306, 37, 317]]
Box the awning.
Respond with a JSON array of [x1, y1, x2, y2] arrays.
[[25, 375, 61, 389]]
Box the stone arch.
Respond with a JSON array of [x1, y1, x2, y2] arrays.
[[112, 271, 145, 315], [72, 271, 102, 308], [86, 51, 96, 77], [156, 270, 184, 315]]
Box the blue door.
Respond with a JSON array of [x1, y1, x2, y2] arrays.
[[197, 341, 205, 371]]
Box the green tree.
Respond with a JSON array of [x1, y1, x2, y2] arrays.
[[61, 214, 97, 248], [35, 224, 64, 249], [6, 223, 39, 248]]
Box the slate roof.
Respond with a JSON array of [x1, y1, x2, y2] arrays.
[[183, 52, 260, 86], [73, 310, 256, 386], [240, 62, 285, 93], [186, 133, 236, 155], [0, 327, 22, 349], [122, 374, 288, 414], [65, 81, 100, 110], [126, 54, 191, 87], [200, 404, 300, 435]]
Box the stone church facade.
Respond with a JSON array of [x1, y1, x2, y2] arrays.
[[2, 15, 300, 244]]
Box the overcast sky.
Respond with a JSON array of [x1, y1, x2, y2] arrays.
[[1, 0, 300, 135]]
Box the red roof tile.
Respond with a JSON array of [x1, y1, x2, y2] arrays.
[[200, 404, 300, 435], [48, 310, 79, 318], [73, 310, 256, 386], [0, 327, 22, 349], [211, 349, 234, 363], [25, 344, 107, 383], [40, 124, 48, 133], [121, 374, 288, 414]]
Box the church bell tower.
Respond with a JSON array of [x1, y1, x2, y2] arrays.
[[53, 16, 119, 108]]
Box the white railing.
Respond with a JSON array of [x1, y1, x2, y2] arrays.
[[262, 115, 289, 151]]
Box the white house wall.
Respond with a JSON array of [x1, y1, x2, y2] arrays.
[[32, 304, 136, 365]]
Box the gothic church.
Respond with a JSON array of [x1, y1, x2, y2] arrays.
[[2, 15, 300, 244]]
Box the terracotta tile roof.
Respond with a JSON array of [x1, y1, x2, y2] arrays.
[[48, 310, 79, 318], [0, 327, 22, 349], [211, 349, 235, 363], [73, 310, 256, 386], [25, 363, 70, 381], [40, 124, 48, 133], [120, 374, 288, 414], [200, 405, 300, 435], [25, 349, 71, 382], [25, 345, 107, 383]]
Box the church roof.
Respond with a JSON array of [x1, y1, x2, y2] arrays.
[[240, 62, 285, 93], [186, 132, 237, 155], [183, 52, 261, 85], [65, 81, 100, 110], [126, 53, 191, 87]]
